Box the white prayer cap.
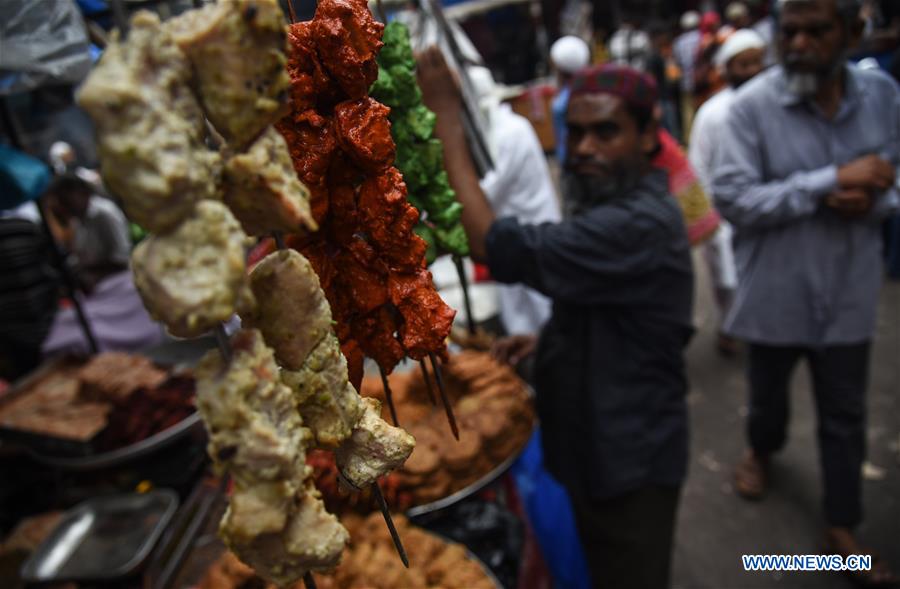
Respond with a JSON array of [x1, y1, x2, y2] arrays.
[[550, 36, 590, 75], [726, 2, 749, 22], [680, 11, 701, 30], [715, 29, 766, 68]]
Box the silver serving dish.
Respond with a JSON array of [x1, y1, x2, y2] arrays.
[[21, 490, 179, 583], [28, 412, 204, 471]]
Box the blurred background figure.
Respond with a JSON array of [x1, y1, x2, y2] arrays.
[[673, 10, 702, 137], [608, 11, 652, 72], [44, 173, 129, 294], [647, 20, 684, 141], [468, 65, 562, 337], [692, 11, 728, 112], [549, 35, 591, 165], [725, 2, 752, 31], [689, 28, 767, 356], [713, 0, 899, 584]]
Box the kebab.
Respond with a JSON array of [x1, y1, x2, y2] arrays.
[[273, 0, 459, 436], [77, 0, 414, 584], [370, 21, 468, 263]]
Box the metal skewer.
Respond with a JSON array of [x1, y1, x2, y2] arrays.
[[338, 471, 409, 567], [452, 255, 476, 335], [303, 573, 317, 589], [372, 481, 409, 568], [428, 352, 459, 440], [214, 324, 232, 364], [379, 366, 400, 427], [419, 360, 437, 406]]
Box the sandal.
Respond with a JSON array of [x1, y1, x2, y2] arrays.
[[823, 535, 900, 588], [733, 451, 767, 500]]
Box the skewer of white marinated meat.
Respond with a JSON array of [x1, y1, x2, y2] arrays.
[[166, 0, 291, 149], [131, 200, 255, 338], [196, 329, 349, 586], [77, 12, 221, 234], [245, 249, 363, 448], [222, 127, 317, 235], [336, 396, 415, 490]]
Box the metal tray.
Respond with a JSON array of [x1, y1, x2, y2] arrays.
[[406, 432, 530, 518], [20, 490, 179, 583], [27, 412, 205, 471]]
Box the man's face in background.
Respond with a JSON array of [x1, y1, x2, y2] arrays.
[[564, 93, 656, 209], [726, 47, 766, 88], [778, 0, 851, 96]]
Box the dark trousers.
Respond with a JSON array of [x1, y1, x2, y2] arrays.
[[570, 484, 681, 589], [747, 343, 869, 528]]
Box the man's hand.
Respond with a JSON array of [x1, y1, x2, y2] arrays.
[[825, 188, 873, 218], [837, 155, 896, 192], [416, 46, 462, 122], [491, 335, 538, 367]]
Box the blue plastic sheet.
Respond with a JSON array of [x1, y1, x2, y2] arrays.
[[0, 144, 51, 211], [511, 429, 592, 589]]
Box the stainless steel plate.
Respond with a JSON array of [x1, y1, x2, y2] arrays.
[[21, 490, 179, 583]]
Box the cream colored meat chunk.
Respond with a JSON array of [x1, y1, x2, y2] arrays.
[[223, 127, 317, 235], [243, 250, 333, 370], [131, 201, 254, 338], [281, 336, 364, 449], [336, 397, 416, 490], [166, 0, 290, 149], [76, 11, 221, 234], [196, 329, 348, 586]]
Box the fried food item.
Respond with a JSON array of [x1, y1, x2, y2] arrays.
[[196, 329, 348, 586], [222, 127, 316, 235], [311, 0, 384, 99], [358, 169, 429, 271], [77, 11, 220, 234], [284, 21, 342, 112], [166, 0, 290, 148], [389, 269, 456, 360], [244, 250, 332, 370], [335, 397, 415, 490], [350, 307, 405, 374], [277, 109, 337, 190], [132, 201, 254, 338], [281, 336, 363, 449], [77, 352, 167, 403], [334, 98, 395, 174]]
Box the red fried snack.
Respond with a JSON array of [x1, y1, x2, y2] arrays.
[[389, 269, 455, 361], [334, 98, 395, 174], [311, 0, 383, 98]]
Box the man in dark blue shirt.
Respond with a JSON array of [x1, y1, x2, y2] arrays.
[[420, 52, 694, 589]]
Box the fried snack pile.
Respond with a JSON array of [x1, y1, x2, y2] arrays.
[[199, 514, 496, 589], [370, 22, 469, 263], [310, 351, 535, 512], [273, 0, 455, 385]]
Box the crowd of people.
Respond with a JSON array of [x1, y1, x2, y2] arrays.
[[421, 0, 899, 587]]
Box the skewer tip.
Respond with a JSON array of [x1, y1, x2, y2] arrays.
[[373, 483, 409, 568]]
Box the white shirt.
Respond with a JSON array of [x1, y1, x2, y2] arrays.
[[72, 196, 131, 270], [481, 105, 562, 335], [689, 87, 735, 193], [609, 26, 652, 72]]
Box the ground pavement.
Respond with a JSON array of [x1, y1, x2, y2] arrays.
[[672, 252, 900, 589]]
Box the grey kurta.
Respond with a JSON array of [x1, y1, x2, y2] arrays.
[[712, 65, 900, 346]]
